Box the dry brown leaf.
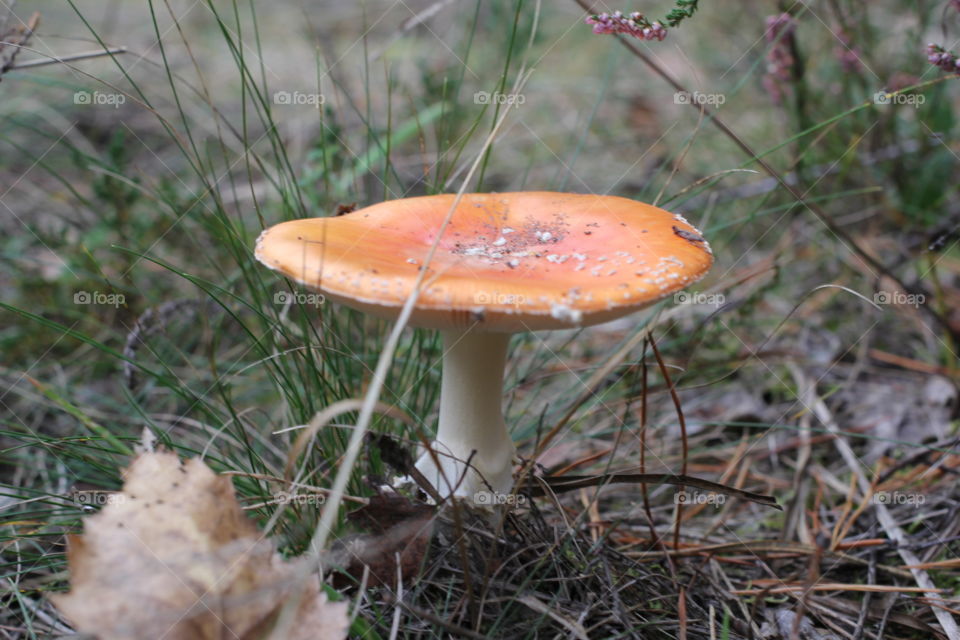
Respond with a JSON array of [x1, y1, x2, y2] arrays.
[[53, 451, 349, 640], [348, 493, 434, 533], [327, 493, 435, 589]]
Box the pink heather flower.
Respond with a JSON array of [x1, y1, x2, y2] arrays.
[[763, 13, 797, 105], [927, 43, 960, 72], [585, 11, 667, 41], [951, 0, 960, 11]]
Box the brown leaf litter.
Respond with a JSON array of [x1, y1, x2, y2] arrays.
[[53, 450, 349, 640]]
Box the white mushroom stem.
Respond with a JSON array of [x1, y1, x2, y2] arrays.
[[414, 329, 516, 501]]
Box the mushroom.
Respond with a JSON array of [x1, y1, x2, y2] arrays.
[[254, 192, 713, 501]]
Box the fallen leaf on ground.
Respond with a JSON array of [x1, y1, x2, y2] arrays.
[[53, 450, 349, 640], [327, 492, 435, 588], [349, 492, 434, 532]]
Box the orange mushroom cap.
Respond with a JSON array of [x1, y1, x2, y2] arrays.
[[255, 192, 713, 332]]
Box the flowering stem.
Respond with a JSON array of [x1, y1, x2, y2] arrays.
[[586, 10, 666, 41], [927, 43, 960, 72]]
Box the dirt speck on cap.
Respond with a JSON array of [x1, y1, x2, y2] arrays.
[[673, 225, 706, 246]]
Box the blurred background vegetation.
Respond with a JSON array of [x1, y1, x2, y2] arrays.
[[1, 1, 958, 637]]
